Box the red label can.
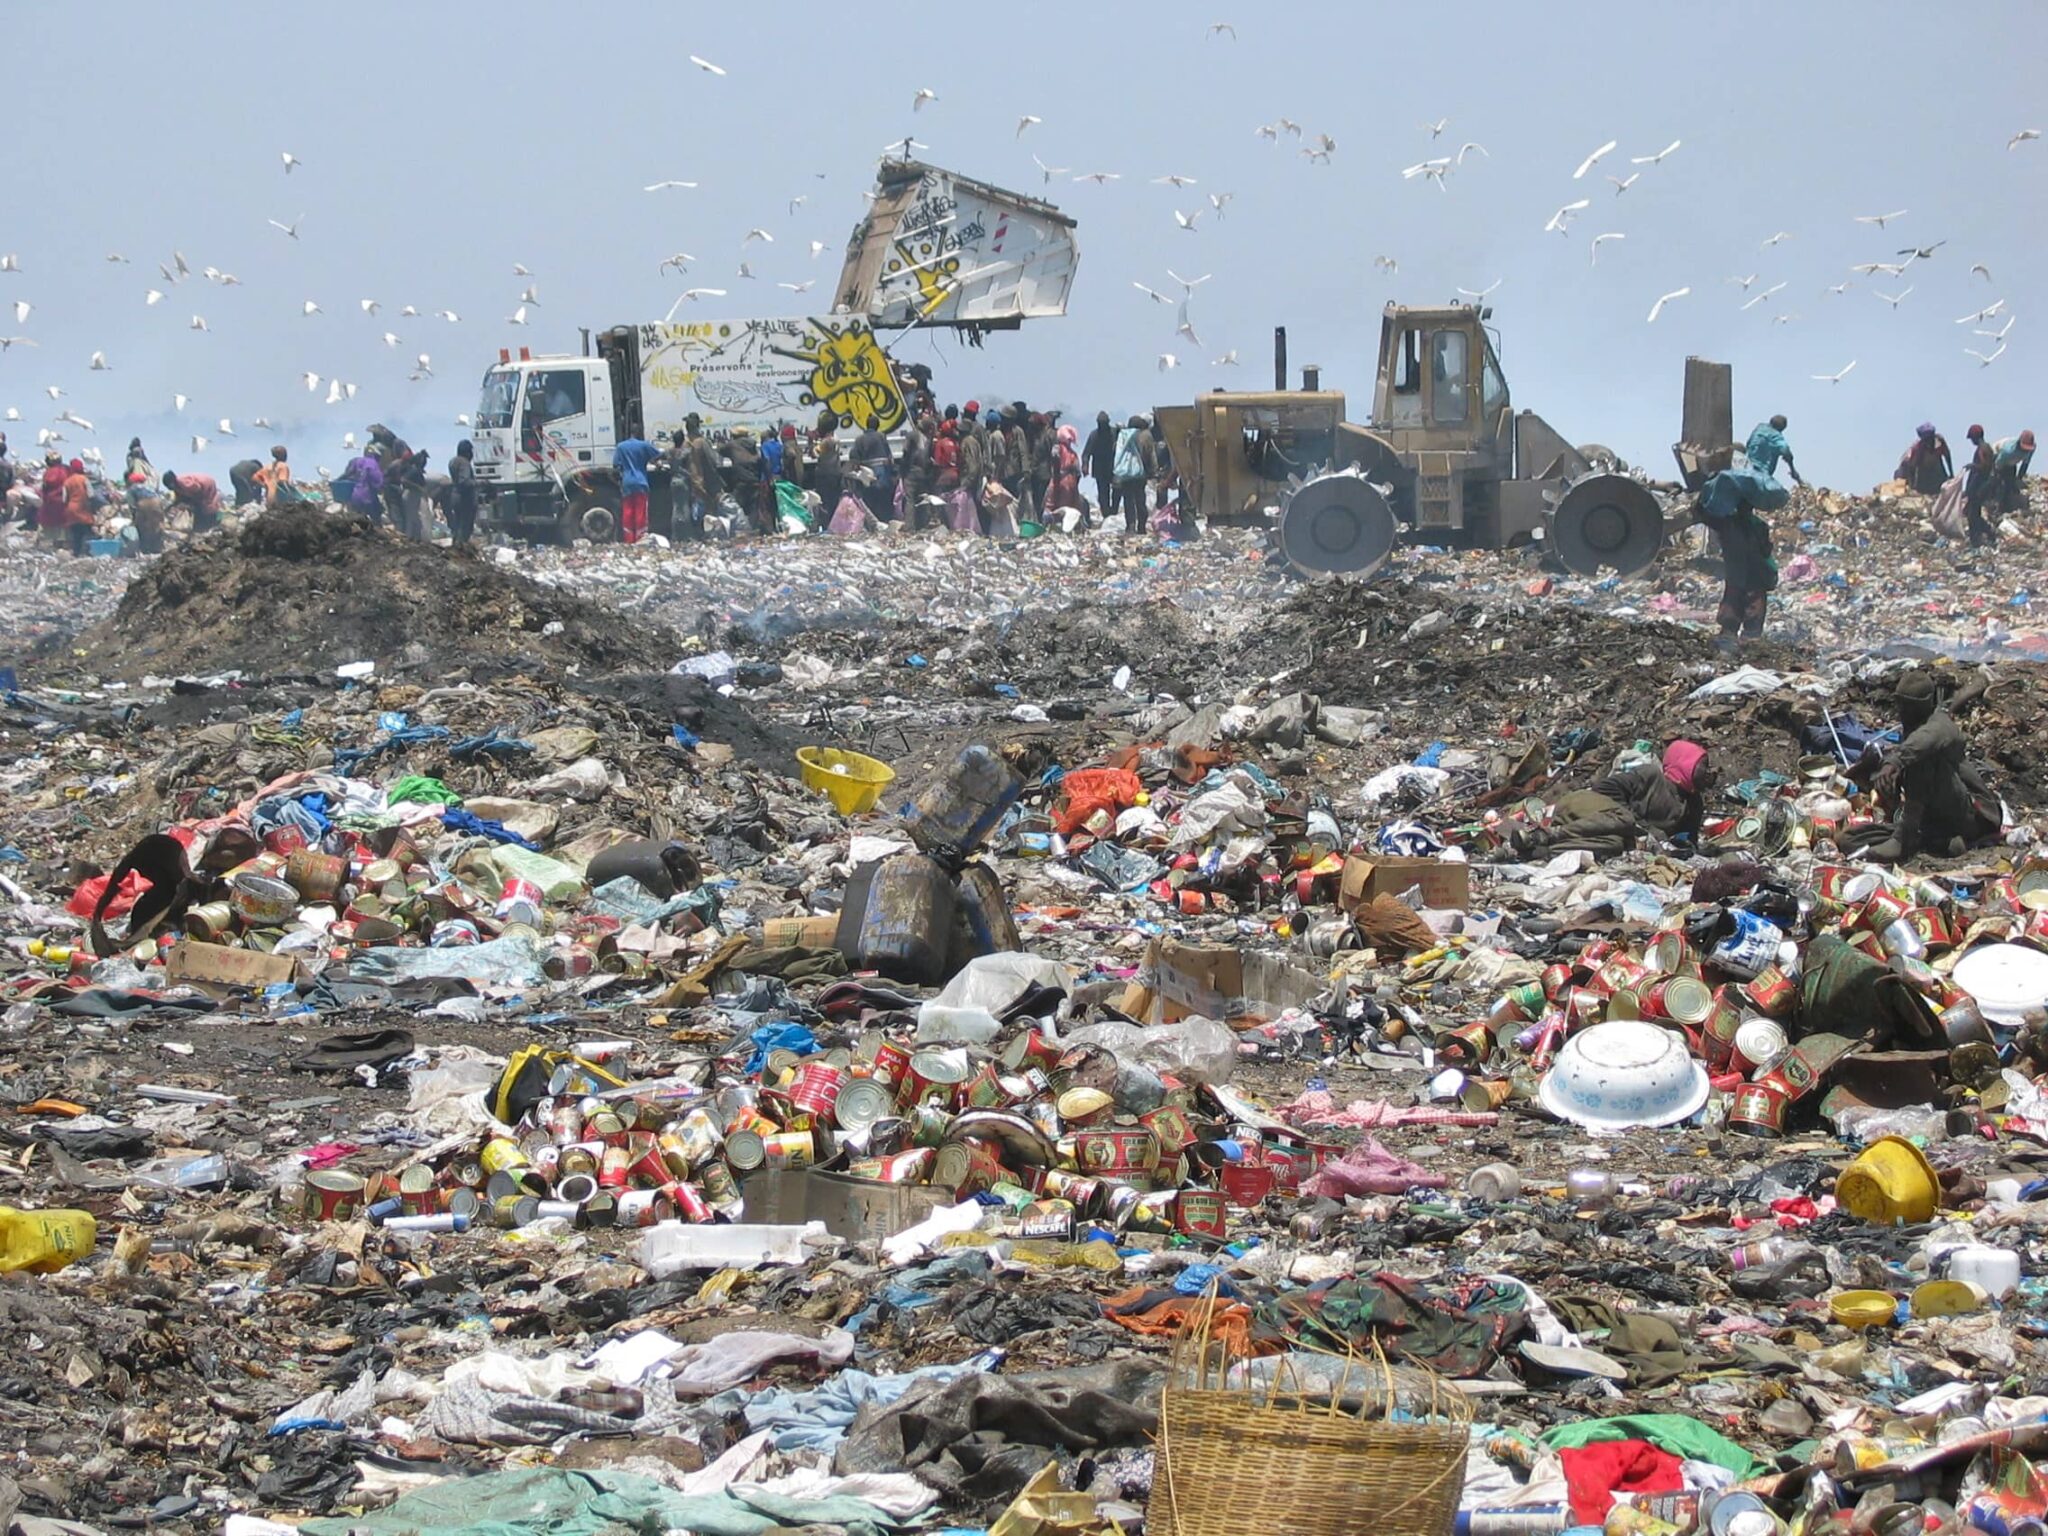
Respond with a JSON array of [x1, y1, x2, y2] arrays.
[[1075, 1129, 1161, 1179], [1742, 964, 1798, 1017], [932, 1137, 1007, 1195], [1437, 1020, 1496, 1067], [1727, 1082, 1788, 1136], [1140, 1105, 1196, 1153], [788, 1062, 848, 1122], [868, 1039, 912, 1086], [1173, 1189, 1229, 1240]]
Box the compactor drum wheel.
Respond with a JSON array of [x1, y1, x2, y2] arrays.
[[1550, 471, 1664, 578], [1276, 473, 1399, 578]]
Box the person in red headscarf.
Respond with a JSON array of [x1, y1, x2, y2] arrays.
[[36, 451, 68, 545], [1512, 741, 1716, 860]]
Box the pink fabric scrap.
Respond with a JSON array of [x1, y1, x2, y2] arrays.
[[1300, 1135, 1447, 1199]]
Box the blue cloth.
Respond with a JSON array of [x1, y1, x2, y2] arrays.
[[1698, 466, 1790, 521], [759, 436, 784, 481], [252, 794, 331, 841], [1744, 423, 1791, 478], [613, 437, 655, 492], [448, 730, 535, 761], [737, 1365, 970, 1453], [438, 806, 541, 850], [743, 1022, 819, 1075]]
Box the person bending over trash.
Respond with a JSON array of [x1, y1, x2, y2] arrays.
[[1847, 670, 2001, 863], [1515, 741, 1714, 859]]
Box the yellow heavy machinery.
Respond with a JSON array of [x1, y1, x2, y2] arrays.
[[1155, 304, 1731, 577]]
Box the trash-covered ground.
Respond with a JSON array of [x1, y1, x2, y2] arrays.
[[5, 492, 2048, 1536]]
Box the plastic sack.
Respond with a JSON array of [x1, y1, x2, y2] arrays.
[[521, 757, 612, 803], [487, 846, 586, 901], [1064, 1015, 1238, 1087], [1053, 768, 1143, 836], [927, 952, 1073, 1016]]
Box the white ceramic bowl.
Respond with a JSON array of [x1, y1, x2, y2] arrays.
[[1954, 943, 2048, 1027], [1538, 1020, 1710, 1130]]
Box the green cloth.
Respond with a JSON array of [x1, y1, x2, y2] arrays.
[[732, 943, 849, 981], [300, 1467, 906, 1536], [1549, 1297, 1713, 1388], [385, 774, 461, 808], [1542, 1414, 1760, 1481]]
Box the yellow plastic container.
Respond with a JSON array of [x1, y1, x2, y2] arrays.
[[1911, 1279, 1985, 1318], [0, 1205, 98, 1273], [1836, 1136, 1940, 1225], [796, 747, 896, 817], [1830, 1289, 1897, 1330]]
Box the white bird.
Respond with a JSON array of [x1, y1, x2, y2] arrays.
[[1254, 122, 1278, 141], [1074, 170, 1121, 184], [1016, 114, 1041, 137], [688, 55, 726, 75], [2008, 129, 2041, 150], [1955, 300, 2005, 324], [412, 354, 432, 375], [1543, 198, 1590, 234], [173, 393, 189, 410], [912, 87, 938, 110], [1855, 210, 1907, 227], [1209, 191, 1235, 216], [1874, 286, 1914, 310], [1168, 268, 1213, 293], [1826, 281, 1853, 295], [1134, 281, 1171, 304], [360, 298, 380, 315], [1607, 172, 1639, 195], [44, 384, 63, 399], [737, 262, 756, 279], [1589, 232, 1625, 265], [808, 240, 826, 258], [1971, 263, 1993, 282], [1174, 208, 1201, 231], [9, 300, 28, 325], [253, 417, 272, 429], [1727, 273, 1759, 290], [1851, 261, 1908, 277], [435, 309, 461, 322], [1153, 172, 1198, 187], [1456, 141, 1487, 165], [1771, 312, 1799, 326], [1630, 139, 1682, 165], [1646, 286, 1690, 323], [1212, 350, 1240, 366], [787, 195, 807, 214], [280, 150, 301, 174], [1207, 20, 1235, 37], [105, 253, 129, 264], [658, 253, 696, 274], [173, 252, 189, 278], [89, 350, 108, 370], [1572, 139, 1618, 178], [57, 410, 93, 431], [777, 280, 815, 293], [144, 289, 164, 306], [1157, 352, 1179, 372], [215, 272, 241, 286], [0, 255, 18, 273], [1304, 133, 1337, 164], [268, 214, 304, 239], [1373, 254, 1399, 274], [679, 288, 726, 301], [1422, 117, 1449, 138], [1966, 342, 2007, 366], [512, 263, 532, 276], [643, 180, 698, 192], [1457, 278, 1504, 299], [879, 138, 927, 160], [301, 372, 320, 391], [325, 379, 345, 405], [301, 299, 322, 315], [1177, 313, 1203, 347], [507, 305, 529, 325], [743, 227, 773, 244], [520, 284, 540, 305], [184, 434, 205, 453], [1897, 240, 1946, 262], [1761, 231, 1791, 247], [1, 408, 15, 420], [399, 304, 417, 316], [455, 414, 471, 427], [1976, 315, 2017, 341], [381, 331, 401, 346], [1401, 158, 1452, 180], [1031, 154, 1070, 184], [1740, 281, 1787, 310], [217, 418, 235, 437], [189, 315, 208, 332]]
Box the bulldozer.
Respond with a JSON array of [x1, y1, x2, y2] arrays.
[[1153, 304, 1732, 578]]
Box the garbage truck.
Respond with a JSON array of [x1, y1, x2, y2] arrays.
[[1154, 305, 1732, 578], [471, 158, 1079, 542]]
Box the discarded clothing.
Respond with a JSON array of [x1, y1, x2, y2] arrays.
[[1258, 1273, 1529, 1376]]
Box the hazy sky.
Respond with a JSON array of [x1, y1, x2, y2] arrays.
[[7, 0, 2044, 490]]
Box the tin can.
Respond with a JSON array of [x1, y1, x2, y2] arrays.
[[830, 1077, 896, 1136], [612, 1188, 676, 1228], [1040, 1168, 1103, 1215], [1074, 1129, 1160, 1178], [696, 1159, 740, 1208], [285, 849, 348, 903], [397, 1164, 441, 1216], [559, 1143, 600, 1177], [1217, 1160, 1275, 1207], [1540, 962, 1574, 1002], [544, 1099, 586, 1146], [495, 874, 544, 926], [960, 1060, 1007, 1111], [448, 1156, 485, 1189], [865, 1039, 913, 1086], [584, 1110, 629, 1146], [1436, 1020, 1496, 1067], [487, 1193, 528, 1228], [479, 1138, 529, 1176], [1140, 1104, 1197, 1153], [1563, 986, 1607, 1029], [1459, 1077, 1514, 1112], [788, 1062, 848, 1122], [847, 1148, 937, 1184], [668, 1181, 714, 1224], [1643, 930, 1692, 975], [1487, 982, 1549, 1029], [932, 1136, 1006, 1195], [1261, 1142, 1314, 1193], [1701, 993, 1744, 1069], [906, 1103, 953, 1148], [529, 1198, 583, 1226], [598, 1143, 633, 1190], [1639, 976, 1714, 1025], [303, 1169, 365, 1221], [896, 1050, 969, 1111], [761, 1130, 816, 1172], [667, 1108, 724, 1171], [1854, 889, 1911, 935], [185, 901, 237, 941], [1596, 958, 1650, 997], [1741, 963, 1798, 1017], [555, 1172, 599, 1205], [1173, 1189, 1229, 1240], [444, 1188, 480, 1222], [1726, 1081, 1787, 1137], [1732, 1017, 1789, 1074]]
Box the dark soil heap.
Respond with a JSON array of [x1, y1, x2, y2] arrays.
[[70, 506, 671, 680]]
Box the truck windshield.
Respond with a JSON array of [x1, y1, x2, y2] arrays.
[[476, 369, 519, 430]]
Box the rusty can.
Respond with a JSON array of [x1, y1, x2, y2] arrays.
[[303, 1169, 365, 1221], [283, 849, 347, 903], [1074, 1128, 1161, 1179], [696, 1159, 740, 1208], [1140, 1104, 1197, 1153], [1173, 1189, 1229, 1240], [185, 900, 237, 941], [760, 1131, 817, 1172], [612, 1188, 676, 1228], [932, 1136, 1006, 1195], [479, 1137, 529, 1176], [788, 1062, 848, 1122], [1436, 1020, 1496, 1067], [906, 1103, 953, 1148], [1458, 1077, 1514, 1112], [1727, 1081, 1788, 1137], [597, 1143, 633, 1190], [559, 1142, 601, 1177]]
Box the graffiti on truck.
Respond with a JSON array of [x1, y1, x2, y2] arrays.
[[878, 170, 991, 319], [636, 317, 908, 439]]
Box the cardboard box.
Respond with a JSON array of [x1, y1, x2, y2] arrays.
[[1118, 938, 1323, 1025], [760, 915, 841, 950], [1340, 854, 1470, 912], [164, 939, 299, 994]]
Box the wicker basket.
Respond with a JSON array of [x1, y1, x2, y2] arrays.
[[1147, 1298, 1471, 1536]]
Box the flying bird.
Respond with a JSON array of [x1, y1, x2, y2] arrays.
[[1208, 190, 1235, 216], [1015, 115, 1042, 138], [1727, 273, 1758, 290], [777, 280, 815, 293], [1074, 170, 1121, 184], [1133, 281, 1171, 304], [1646, 286, 1690, 323], [1971, 262, 1993, 282], [1851, 261, 1908, 277], [1167, 268, 1212, 295], [0, 337, 31, 352], [0, 255, 18, 273], [173, 393, 189, 410], [1630, 139, 1682, 165], [325, 379, 345, 405], [520, 284, 540, 305], [1031, 154, 1070, 184], [281, 151, 300, 174], [43, 385, 63, 399], [89, 351, 108, 370], [435, 309, 461, 322], [1304, 133, 1337, 164], [1874, 286, 1914, 309], [1254, 122, 1278, 141], [173, 252, 189, 277], [1421, 118, 1449, 138], [643, 180, 698, 191], [1607, 172, 1639, 195], [189, 315, 207, 331], [301, 299, 321, 315], [1897, 241, 1946, 261], [1976, 315, 2016, 341], [105, 253, 129, 264], [1176, 313, 1202, 347], [512, 263, 532, 276], [1157, 352, 1179, 372], [808, 240, 826, 258], [688, 55, 726, 74], [1212, 350, 1240, 366], [912, 87, 938, 110], [1572, 139, 1618, 178], [1456, 141, 1487, 165], [736, 262, 756, 279], [217, 418, 235, 437], [1173, 208, 1201, 230], [1456, 278, 1504, 299], [56, 410, 93, 431], [1855, 210, 1907, 227], [1373, 255, 1398, 274], [1589, 232, 1625, 265], [1543, 198, 1590, 233], [2008, 129, 2041, 150], [253, 417, 272, 429], [507, 305, 529, 325], [399, 304, 417, 315], [360, 298, 380, 314], [678, 288, 726, 301], [1966, 342, 2007, 366], [1740, 281, 1786, 310], [1207, 20, 1235, 37], [1826, 281, 1853, 295], [189, 435, 207, 453], [1277, 118, 1302, 137], [301, 372, 320, 392], [1771, 313, 1799, 326], [1761, 231, 1791, 247], [268, 214, 304, 239], [10, 300, 27, 325], [1153, 173, 1198, 187], [1955, 300, 2005, 324], [381, 331, 401, 346], [743, 227, 773, 243]]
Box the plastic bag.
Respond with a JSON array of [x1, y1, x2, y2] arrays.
[[1064, 1015, 1238, 1086]]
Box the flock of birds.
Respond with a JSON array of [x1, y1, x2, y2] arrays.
[[0, 23, 2041, 470]]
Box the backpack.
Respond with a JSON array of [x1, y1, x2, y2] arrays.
[[1113, 427, 1142, 481]]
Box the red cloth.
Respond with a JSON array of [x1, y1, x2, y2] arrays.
[[1662, 740, 1708, 794], [37, 463, 67, 529], [1559, 1440, 1686, 1525], [620, 489, 648, 544]]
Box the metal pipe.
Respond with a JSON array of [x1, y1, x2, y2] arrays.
[[1274, 327, 1288, 392]]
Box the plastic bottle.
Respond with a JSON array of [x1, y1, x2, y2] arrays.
[[1729, 1236, 1826, 1297], [0, 1205, 98, 1273]]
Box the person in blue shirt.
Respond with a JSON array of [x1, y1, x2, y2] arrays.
[[1693, 414, 1803, 652], [613, 433, 654, 544], [1743, 414, 1803, 487]]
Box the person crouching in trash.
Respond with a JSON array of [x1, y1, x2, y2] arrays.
[[1513, 741, 1715, 860], [1845, 670, 2002, 863]]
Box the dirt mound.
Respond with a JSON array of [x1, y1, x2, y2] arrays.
[[67, 506, 672, 681]]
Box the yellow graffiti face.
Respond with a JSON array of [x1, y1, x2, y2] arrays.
[[805, 328, 905, 431]]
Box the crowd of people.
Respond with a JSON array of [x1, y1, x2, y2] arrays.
[[1893, 420, 2036, 548]]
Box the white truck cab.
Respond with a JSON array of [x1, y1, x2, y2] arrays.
[[472, 348, 621, 540]]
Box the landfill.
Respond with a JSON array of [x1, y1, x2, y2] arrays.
[[3, 479, 2048, 1536]]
